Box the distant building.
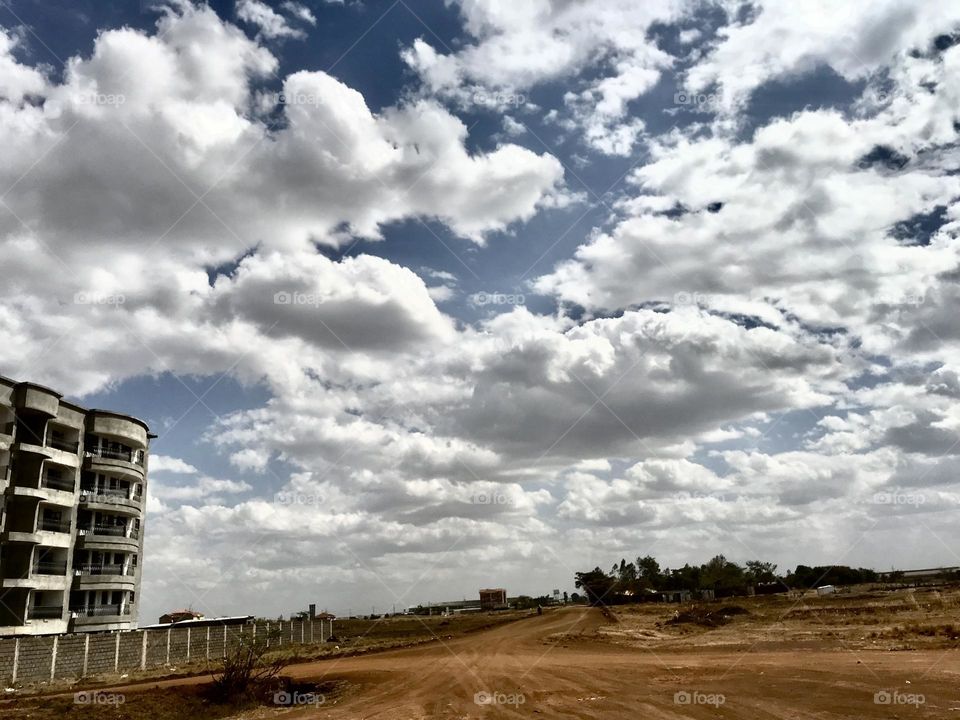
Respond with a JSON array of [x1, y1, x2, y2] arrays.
[[816, 585, 836, 596], [479, 588, 508, 610], [142, 614, 252, 630], [159, 609, 204, 624], [878, 566, 960, 584], [0, 376, 152, 635]]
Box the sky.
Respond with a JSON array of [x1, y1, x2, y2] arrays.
[[0, 0, 958, 624]]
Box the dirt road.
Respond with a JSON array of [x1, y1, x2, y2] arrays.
[[268, 607, 960, 719]]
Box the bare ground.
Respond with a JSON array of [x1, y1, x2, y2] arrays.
[[3, 589, 959, 719]]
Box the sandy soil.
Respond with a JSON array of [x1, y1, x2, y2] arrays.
[[272, 605, 960, 719], [5, 595, 960, 719]]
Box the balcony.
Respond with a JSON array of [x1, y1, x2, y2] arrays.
[[74, 563, 134, 576], [78, 487, 142, 513], [41, 475, 76, 493], [89, 525, 125, 537], [28, 605, 64, 619], [37, 518, 72, 534], [86, 446, 145, 467], [72, 604, 130, 617], [33, 560, 68, 576], [47, 438, 79, 454], [78, 524, 139, 540]]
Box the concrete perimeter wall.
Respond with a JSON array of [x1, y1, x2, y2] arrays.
[[0, 619, 333, 685]]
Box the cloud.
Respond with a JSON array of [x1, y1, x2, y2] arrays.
[[685, 1, 960, 113], [280, 1, 317, 26], [236, 0, 306, 40], [401, 0, 685, 155], [149, 474, 252, 502], [150, 455, 200, 474]]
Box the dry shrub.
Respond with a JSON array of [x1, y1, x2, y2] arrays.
[[208, 631, 289, 704]]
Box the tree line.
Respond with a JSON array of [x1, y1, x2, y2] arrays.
[[574, 555, 880, 605]]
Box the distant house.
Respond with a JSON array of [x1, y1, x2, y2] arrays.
[[661, 590, 692, 603], [479, 588, 508, 610], [142, 614, 253, 630], [315, 612, 336, 620], [159, 609, 204, 624], [816, 585, 836, 596], [878, 567, 960, 584]]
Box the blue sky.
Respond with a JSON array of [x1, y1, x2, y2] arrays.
[[1, 0, 959, 623]]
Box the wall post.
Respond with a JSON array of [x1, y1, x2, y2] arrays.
[[114, 632, 120, 673], [141, 630, 148, 670], [50, 635, 58, 681], [205, 626, 210, 660], [222, 625, 226, 658], [186, 627, 191, 662], [166, 628, 171, 665], [82, 634, 90, 677], [11, 638, 19, 684]]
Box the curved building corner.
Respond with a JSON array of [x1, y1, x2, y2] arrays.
[[0, 376, 151, 635]]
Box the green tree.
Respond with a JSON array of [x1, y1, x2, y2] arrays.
[[744, 560, 778, 584], [636, 555, 663, 588], [575, 567, 617, 605], [701, 555, 746, 594]]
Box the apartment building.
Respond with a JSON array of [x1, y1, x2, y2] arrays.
[[0, 376, 151, 635]]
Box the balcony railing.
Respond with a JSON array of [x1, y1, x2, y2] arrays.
[[75, 563, 133, 576], [86, 447, 145, 467], [47, 438, 79, 453], [33, 560, 68, 575], [80, 525, 138, 540], [41, 475, 76, 492], [37, 518, 71, 533], [72, 604, 130, 617], [78, 488, 142, 506], [28, 605, 64, 619]]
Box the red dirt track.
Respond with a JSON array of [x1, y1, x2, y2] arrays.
[[30, 606, 960, 719], [268, 606, 959, 718]]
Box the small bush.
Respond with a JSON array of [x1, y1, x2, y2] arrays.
[[667, 605, 749, 628], [207, 631, 289, 704]]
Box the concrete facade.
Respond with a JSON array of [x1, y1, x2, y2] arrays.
[[0, 376, 151, 635]]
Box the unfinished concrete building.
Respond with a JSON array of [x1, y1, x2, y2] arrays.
[[0, 376, 151, 635]]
